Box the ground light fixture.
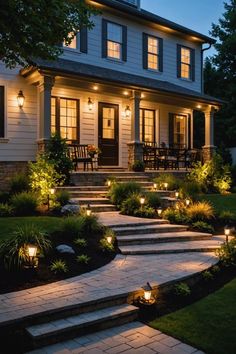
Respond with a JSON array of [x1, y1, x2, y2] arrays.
[[26, 244, 38, 268], [153, 183, 157, 191], [17, 90, 25, 108], [88, 97, 93, 111], [50, 188, 56, 195], [175, 191, 179, 199], [107, 180, 111, 188], [86, 204, 92, 216], [164, 182, 168, 191], [224, 225, 231, 244], [140, 282, 155, 305], [157, 207, 162, 217], [106, 235, 112, 244], [185, 198, 191, 207], [48, 188, 56, 210], [140, 196, 145, 206]]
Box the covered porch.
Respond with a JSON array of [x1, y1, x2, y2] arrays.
[[21, 58, 222, 171]]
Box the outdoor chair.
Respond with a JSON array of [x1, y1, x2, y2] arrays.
[[68, 144, 93, 171]]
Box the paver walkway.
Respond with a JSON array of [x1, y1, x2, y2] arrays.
[[28, 321, 204, 354]]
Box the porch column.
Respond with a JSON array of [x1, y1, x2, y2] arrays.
[[38, 75, 55, 152], [127, 90, 143, 170], [202, 107, 216, 162]]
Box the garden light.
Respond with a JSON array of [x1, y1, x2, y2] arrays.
[[86, 204, 92, 216], [140, 196, 145, 206], [157, 207, 162, 217], [186, 198, 190, 207], [140, 282, 155, 305], [27, 244, 38, 268], [17, 90, 25, 108], [153, 183, 157, 191], [107, 180, 111, 188], [107, 235, 112, 244], [164, 182, 168, 191], [224, 225, 231, 244], [175, 191, 179, 199], [50, 188, 55, 195]]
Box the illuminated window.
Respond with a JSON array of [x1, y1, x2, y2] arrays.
[[51, 97, 79, 142], [174, 114, 186, 147], [147, 36, 159, 70], [177, 45, 194, 80], [63, 32, 78, 49], [140, 109, 155, 143], [107, 22, 122, 60]]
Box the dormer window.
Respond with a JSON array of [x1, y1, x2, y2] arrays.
[[177, 45, 195, 81], [102, 20, 127, 61]]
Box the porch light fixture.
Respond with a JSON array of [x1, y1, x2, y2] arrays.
[[140, 282, 155, 305], [185, 198, 191, 207], [224, 225, 231, 244], [86, 204, 92, 216], [123, 91, 129, 96], [175, 191, 179, 199], [88, 97, 93, 111], [27, 244, 38, 268], [17, 90, 25, 108], [157, 207, 162, 217], [164, 182, 168, 191], [153, 183, 157, 191], [197, 104, 202, 109], [93, 85, 98, 91], [125, 105, 131, 118]]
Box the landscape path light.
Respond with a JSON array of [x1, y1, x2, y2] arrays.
[[185, 198, 191, 207], [175, 191, 179, 199], [224, 225, 231, 244], [140, 282, 155, 305], [26, 244, 38, 268], [153, 183, 157, 191], [157, 207, 162, 217], [86, 204, 92, 216], [164, 182, 168, 191]]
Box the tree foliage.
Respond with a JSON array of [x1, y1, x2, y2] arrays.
[[204, 0, 236, 148], [0, 0, 97, 68]]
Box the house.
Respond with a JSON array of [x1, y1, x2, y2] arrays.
[[0, 0, 222, 187]]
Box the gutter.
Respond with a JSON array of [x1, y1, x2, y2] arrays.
[[201, 43, 212, 93]]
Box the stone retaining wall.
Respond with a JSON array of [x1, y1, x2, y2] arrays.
[[0, 162, 28, 191]]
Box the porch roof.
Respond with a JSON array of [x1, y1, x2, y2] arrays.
[[21, 58, 223, 106]]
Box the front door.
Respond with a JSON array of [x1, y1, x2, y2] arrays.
[[98, 102, 119, 166]]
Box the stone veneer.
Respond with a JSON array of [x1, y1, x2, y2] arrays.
[[0, 162, 29, 191]]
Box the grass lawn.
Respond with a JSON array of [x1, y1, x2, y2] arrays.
[[198, 193, 236, 215], [0, 216, 63, 242], [150, 277, 236, 354]]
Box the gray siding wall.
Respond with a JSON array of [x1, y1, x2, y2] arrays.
[[62, 12, 202, 92]]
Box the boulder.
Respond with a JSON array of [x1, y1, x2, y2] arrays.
[[61, 204, 80, 216], [56, 244, 75, 254]]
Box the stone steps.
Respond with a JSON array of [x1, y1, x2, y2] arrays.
[[26, 304, 138, 348], [81, 204, 117, 212], [119, 236, 225, 255], [117, 231, 212, 246], [113, 223, 188, 236], [71, 197, 111, 205]]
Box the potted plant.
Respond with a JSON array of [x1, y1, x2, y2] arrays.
[[87, 145, 101, 158]]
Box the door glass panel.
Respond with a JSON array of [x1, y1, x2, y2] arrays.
[[174, 115, 186, 147], [102, 107, 115, 139]]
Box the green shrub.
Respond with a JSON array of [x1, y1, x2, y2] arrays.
[[74, 238, 87, 248], [202, 270, 214, 281], [174, 282, 191, 297], [79, 214, 103, 237], [153, 174, 182, 191], [45, 133, 73, 185], [109, 182, 142, 207], [218, 211, 236, 225], [9, 173, 29, 195], [211, 265, 220, 274], [180, 181, 202, 200], [192, 221, 214, 234], [121, 193, 140, 215], [134, 206, 156, 218], [0, 203, 13, 217], [29, 154, 63, 204], [188, 154, 232, 193], [60, 217, 85, 240], [145, 192, 161, 210], [0, 224, 51, 270], [163, 208, 189, 224], [76, 254, 91, 264], [50, 259, 68, 274], [216, 238, 236, 266], [11, 192, 38, 216], [186, 201, 214, 222], [0, 191, 10, 204], [56, 190, 70, 206], [132, 160, 145, 172]]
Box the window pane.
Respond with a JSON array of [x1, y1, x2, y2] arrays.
[[107, 23, 122, 43], [107, 41, 121, 59], [181, 47, 190, 64], [148, 37, 158, 54], [102, 107, 115, 139], [148, 53, 158, 70], [174, 115, 186, 146], [181, 63, 190, 79], [140, 109, 155, 142]]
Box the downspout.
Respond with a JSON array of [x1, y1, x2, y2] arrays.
[[201, 43, 212, 93]]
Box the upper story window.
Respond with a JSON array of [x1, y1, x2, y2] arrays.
[[0, 86, 5, 138], [177, 44, 195, 81], [102, 19, 127, 61], [143, 33, 163, 72], [63, 28, 88, 53]]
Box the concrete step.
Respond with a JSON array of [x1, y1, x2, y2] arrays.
[[26, 304, 138, 348], [71, 197, 111, 205], [117, 231, 212, 246], [105, 219, 169, 229], [69, 191, 108, 198], [113, 223, 188, 236], [80, 204, 117, 212], [119, 236, 225, 255]]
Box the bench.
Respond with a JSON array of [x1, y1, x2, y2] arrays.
[[68, 144, 94, 171]]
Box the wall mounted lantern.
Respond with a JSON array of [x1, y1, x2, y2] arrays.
[[88, 97, 93, 111], [125, 105, 131, 118], [17, 90, 25, 108]]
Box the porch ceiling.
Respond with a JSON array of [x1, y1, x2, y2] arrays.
[[21, 58, 224, 111]]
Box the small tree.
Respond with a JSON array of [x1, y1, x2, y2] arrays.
[[29, 154, 62, 203]]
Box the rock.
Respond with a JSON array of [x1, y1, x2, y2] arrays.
[[56, 244, 75, 254], [61, 204, 80, 215]]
